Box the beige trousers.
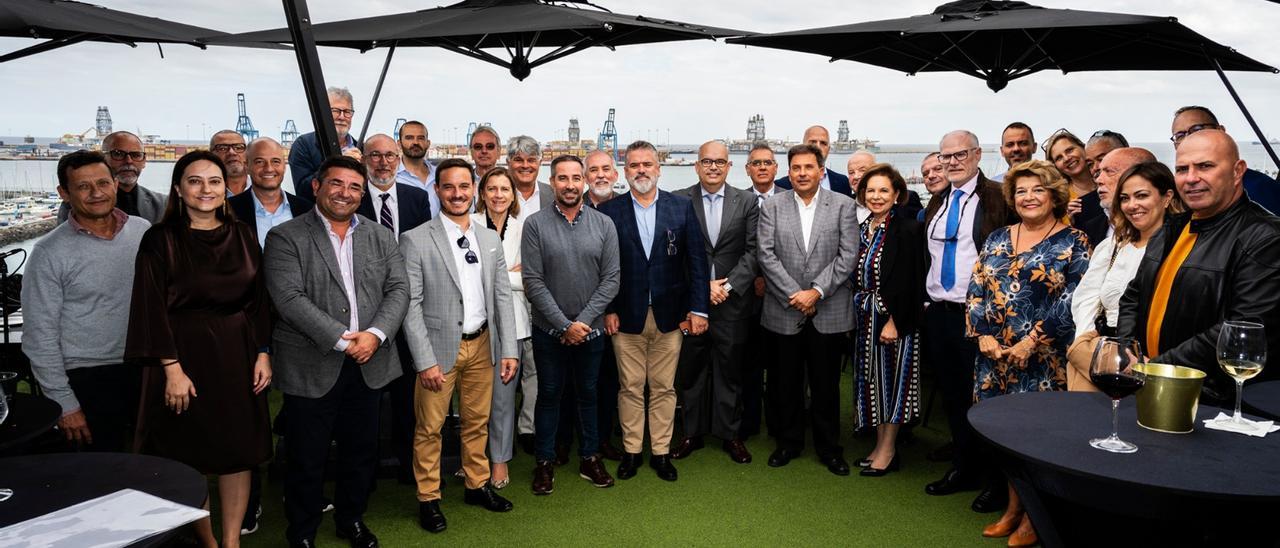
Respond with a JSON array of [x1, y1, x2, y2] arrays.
[[612, 309, 683, 454], [413, 330, 494, 502]]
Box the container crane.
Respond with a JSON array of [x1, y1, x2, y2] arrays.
[[393, 118, 408, 139], [280, 120, 299, 147], [235, 93, 259, 141], [597, 109, 618, 161]]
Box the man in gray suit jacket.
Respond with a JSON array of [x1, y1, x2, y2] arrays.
[[671, 141, 759, 464], [757, 144, 859, 477], [264, 156, 409, 548], [399, 159, 519, 533]]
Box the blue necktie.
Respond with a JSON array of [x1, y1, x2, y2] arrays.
[[940, 189, 965, 291]]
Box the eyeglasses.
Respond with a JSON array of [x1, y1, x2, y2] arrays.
[[1171, 123, 1220, 144], [698, 158, 729, 168], [471, 142, 497, 151], [367, 152, 400, 163], [747, 159, 776, 167], [456, 235, 479, 264], [106, 149, 145, 161], [927, 188, 977, 243], [938, 148, 978, 164], [211, 143, 247, 154], [1040, 128, 1078, 153], [1091, 129, 1129, 147], [330, 108, 356, 118]]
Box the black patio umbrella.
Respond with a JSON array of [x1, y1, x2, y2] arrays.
[[216, 0, 748, 145], [0, 0, 276, 63], [729, 0, 1280, 169]]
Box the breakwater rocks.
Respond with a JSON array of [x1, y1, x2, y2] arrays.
[[0, 218, 56, 247]]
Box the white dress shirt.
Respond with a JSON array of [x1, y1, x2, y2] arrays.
[[370, 182, 400, 239], [317, 210, 387, 350], [516, 183, 542, 219], [1070, 236, 1146, 340], [855, 200, 872, 225], [925, 174, 982, 303], [443, 216, 488, 333], [795, 189, 820, 252]]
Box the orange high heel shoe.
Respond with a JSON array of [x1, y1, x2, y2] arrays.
[[1007, 515, 1038, 547], [982, 511, 1021, 538]]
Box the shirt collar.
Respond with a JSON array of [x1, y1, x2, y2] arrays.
[[442, 215, 474, 237], [793, 188, 821, 209], [250, 189, 288, 215], [68, 208, 130, 240], [953, 173, 980, 197], [700, 184, 726, 200], [754, 184, 775, 197], [630, 192, 658, 211], [553, 202, 584, 226], [316, 207, 359, 233], [370, 182, 398, 204]]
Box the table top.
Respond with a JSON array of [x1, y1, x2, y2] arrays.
[[1243, 380, 1280, 421], [0, 393, 59, 452], [0, 452, 207, 528], [969, 391, 1280, 501]]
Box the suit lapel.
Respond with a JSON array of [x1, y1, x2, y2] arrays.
[[690, 186, 712, 251], [650, 193, 670, 261], [617, 195, 647, 263], [784, 193, 805, 257], [307, 213, 349, 296], [716, 189, 737, 247], [805, 190, 830, 257], [428, 220, 462, 291]]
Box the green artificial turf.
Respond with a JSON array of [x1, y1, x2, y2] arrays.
[[240, 370, 1000, 547]]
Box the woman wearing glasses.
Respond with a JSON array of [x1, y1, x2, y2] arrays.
[[472, 168, 528, 489], [1068, 162, 1183, 390], [968, 159, 1090, 546], [126, 151, 272, 548], [849, 164, 925, 477], [1044, 130, 1106, 247]]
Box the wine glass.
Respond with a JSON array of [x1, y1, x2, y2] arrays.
[[1089, 337, 1147, 453], [1217, 321, 1267, 425]]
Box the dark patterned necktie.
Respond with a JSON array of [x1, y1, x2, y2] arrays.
[[379, 193, 394, 231]]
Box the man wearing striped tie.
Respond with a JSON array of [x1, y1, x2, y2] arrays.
[[357, 133, 434, 484]]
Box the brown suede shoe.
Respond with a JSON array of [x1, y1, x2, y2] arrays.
[[532, 461, 555, 496], [578, 455, 615, 488]]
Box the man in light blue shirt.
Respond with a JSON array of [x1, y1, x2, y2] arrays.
[[230, 138, 313, 250], [396, 120, 440, 218]]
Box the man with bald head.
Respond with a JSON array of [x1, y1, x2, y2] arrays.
[[58, 131, 165, 224], [1120, 129, 1280, 408], [774, 125, 853, 197], [1083, 147, 1158, 242], [671, 141, 758, 464], [1169, 105, 1279, 214], [230, 138, 315, 249], [848, 150, 924, 221]]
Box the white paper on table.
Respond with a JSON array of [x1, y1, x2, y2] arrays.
[[1203, 412, 1280, 437], [0, 488, 209, 548]]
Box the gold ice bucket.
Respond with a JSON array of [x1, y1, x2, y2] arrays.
[[1134, 363, 1206, 434]]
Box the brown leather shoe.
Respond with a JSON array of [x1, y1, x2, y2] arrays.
[[531, 461, 555, 496], [723, 439, 752, 464], [670, 436, 704, 460], [982, 512, 1021, 538], [578, 455, 615, 488], [1007, 515, 1037, 547]]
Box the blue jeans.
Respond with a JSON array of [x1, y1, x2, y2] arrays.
[[531, 330, 604, 462]]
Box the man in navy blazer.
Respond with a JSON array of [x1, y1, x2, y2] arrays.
[[774, 126, 853, 197], [600, 141, 710, 482], [289, 86, 363, 203], [229, 137, 314, 249]]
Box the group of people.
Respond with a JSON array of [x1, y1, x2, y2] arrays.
[[19, 83, 1280, 548]]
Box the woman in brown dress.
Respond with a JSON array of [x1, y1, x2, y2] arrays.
[[126, 150, 272, 548]]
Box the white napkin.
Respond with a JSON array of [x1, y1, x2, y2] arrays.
[[1203, 412, 1280, 437]]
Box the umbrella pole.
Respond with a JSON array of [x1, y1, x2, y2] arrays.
[[1210, 57, 1280, 172], [282, 0, 341, 156], [358, 44, 397, 144]]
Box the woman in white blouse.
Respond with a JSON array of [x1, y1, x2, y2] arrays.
[[472, 167, 531, 488], [1068, 162, 1183, 389]]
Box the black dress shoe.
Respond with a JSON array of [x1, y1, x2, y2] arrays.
[[723, 439, 752, 464], [532, 461, 555, 496], [418, 500, 447, 533], [465, 483, 514, 512], [336, 520, 379, 548], [821, 455, 851, 476], [925, 468, 980, 496], [767, 448, 800, 468], [649, 454, 678, 481], [926, 441, 956, 463], [617, 452, 642, 480], [670, 436, 704, 459], [518, 433, 536, 455], [859, 456, 900, 477], [971, 487, 1008, 513]]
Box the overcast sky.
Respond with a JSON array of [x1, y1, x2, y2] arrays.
[[1, 0, 1277, 146]]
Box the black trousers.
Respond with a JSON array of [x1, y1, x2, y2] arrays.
[[596, 335, 620, 445], [921, 301, 979, 476], [678, 317, 748, 441], [283, 359, 381, 543], [741, 318, 777, 438], [65, 363, 140, 453], [388, 336, 418, 473], [772, 323, 845, 457]]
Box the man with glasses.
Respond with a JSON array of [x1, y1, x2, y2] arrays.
[[211, 130, 251, 196], [469, 125, 501, 182], [59, 131, 165, 224], [671, 140, 757, 464], [921, 130, 1012, 510], [1171, 105, 1278, 214], [774, 126, 853, 197], [741, 142, 778, 440], [396, 120, 440, 219], [508, 135, 553, 219], [400, 158, 520, 533], [289, 86, 363, 203], [992, 122, 1035, 182]]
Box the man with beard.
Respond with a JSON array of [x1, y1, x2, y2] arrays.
[[211, 130, 250, 196], [396, 120, 440, 219], [600, 141, 709, 482], [290, 86, 363, 203], [508, 135, 553, 219], [59, 131, 165, 224], [522, 155, 620, 495], [774, 126, 853, 197], [583, 148, 625, 460], [992, 122, 1035, 182], [469, 125, 501, 183], [585, 150, 620, 208]]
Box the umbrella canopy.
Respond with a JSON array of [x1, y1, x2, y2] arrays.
[[218, 0, 747, 80], [729, 0, 1277, 92], [0, 0, 276, 63]]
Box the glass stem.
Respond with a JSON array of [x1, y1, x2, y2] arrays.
[[1110, 399, 1120, 439], [1234, 379, 1246, 422]]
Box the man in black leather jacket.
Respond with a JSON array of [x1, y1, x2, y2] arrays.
[[1119, 130, 1280, 404]]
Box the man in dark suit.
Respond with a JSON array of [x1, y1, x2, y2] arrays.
[[600, 140, 710, 482], [757, 144, 859, 477], [773, 126, 853, 197], [289, 86, 363, 203], [670, 141, 758, 464], [230, 137, 314, 249], [264, 156, 409, 548], [742, 143, 781, 440], [921, 130, 1014, 512]]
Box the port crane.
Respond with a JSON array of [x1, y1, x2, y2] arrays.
[[280, 120, 299, 147], [235, 93, 259, 141], [393, 118, 408, 139], [597, 109, 618, 161]]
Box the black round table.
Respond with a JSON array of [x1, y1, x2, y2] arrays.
[[970, 392, 1280, 548], [0, 453, 207, 540], [0, 393, 60, 453], [1243, 380, 1280, 421]]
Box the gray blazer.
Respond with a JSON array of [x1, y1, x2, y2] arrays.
[[57, 185, 166, 225], [264, 211, 410, 398], [756, 188, 859, 335], [400, 217, 519, 374], [674, 183, 759, 321]]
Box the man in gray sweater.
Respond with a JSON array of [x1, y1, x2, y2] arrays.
[[521, 155, 620, 495], [22, 150, 150, 452]]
